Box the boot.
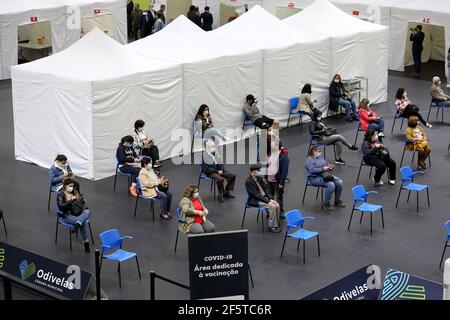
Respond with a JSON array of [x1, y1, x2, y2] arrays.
[[84, 241, 90, 253]]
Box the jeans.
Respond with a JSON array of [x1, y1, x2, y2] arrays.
[[438, 100, 450, 109], [190, 220, 215, 234], [155, 190, 172, 214], [338, 98, 357, 118], [62, 209, 91, 241], [118, 164, 141, 183], [413, 48, 422, 74], [368, 119, 385, 132], [363, 156, 396, 182], [308, 176, 343, 204], [320, 134, 352, 159]]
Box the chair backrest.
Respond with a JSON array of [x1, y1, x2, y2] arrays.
[[352, 185, 368, 203], [136, 176, 143, 194], [445, 220, 450, 239], [177, 208, 182, 223], [56, 210, 64, 219], [400, 166, 415, 183], [99, 229, 123, 252], [285, 209, 304, 230], [289, 97, 299, 111]]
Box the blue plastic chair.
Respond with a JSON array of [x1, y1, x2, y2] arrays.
[[241, 112, 257, 138], [197, 166, 216, 200], [47, 183, 59, 210], [133, 177, 158, 220], [348, 185, 384, 236], [427, 99, 447, 124], [307, 136, 337, 160], [439, 220, 450, 268], [287, 97, 309, 127], [99, 229, 141, 287], [301, 176, 325, 207], [390, 105, 405, 134], [280, 209, 319, 264], [55, 210, 94, 250], [242, 188, 269, 233], [395, 166, 430, 213], [356, 153, 390, 183], [400, 140, 431, 168], [113, 156, 133, 194], [0, 210, 7, 236]]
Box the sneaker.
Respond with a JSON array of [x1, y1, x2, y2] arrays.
[[223, 192, 235, 199], [378, 132, 385, 138], [426, 123, 432, 128], [374, 179, 384, 187], [269, 227, 282, 233], [334, 200, 346, 208], [160, 213, 171, 220], [217, 194, 225, 202], [129, 185, 138, 197], [349, 145, 358, 151], [389, 180, 396, 185], [322, 202, 332, 209], [335, 158, 347, 165]]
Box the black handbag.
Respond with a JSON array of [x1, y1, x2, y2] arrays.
[[325, 128, 337, 136], [71, 197, 86, 216], [379, 147, 390, 160], [321, 171, 334, 182]]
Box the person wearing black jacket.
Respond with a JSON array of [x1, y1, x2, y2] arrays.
[[127, 0, 134, 37], [140, 10, 155, 38], [202, 140, 235, 202], [245, 164, 281, 233], [329, 74, 358, 121], [116, 135, 142, 186], [187, 6, 202, 27], [201, 6, 213, 31], [267, 140, 289, 215], [410, 25, 425, 78], [57, 178, 91, 253]]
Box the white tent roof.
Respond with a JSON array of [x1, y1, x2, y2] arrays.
[[284, 0, 387, 37], [332, 0, 413, 7], [13, 27, 176, 83], [127, 15, 257, 63], [212, 5, 328, 49], [0, 0, 63, 15], [393, 0, 450, 12]]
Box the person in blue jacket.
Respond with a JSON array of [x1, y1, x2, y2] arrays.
[[49, 154, 80, 192], [305, 146, 345, 210]]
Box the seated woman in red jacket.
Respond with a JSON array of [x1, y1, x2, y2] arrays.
[[358, 99, 385, 137]]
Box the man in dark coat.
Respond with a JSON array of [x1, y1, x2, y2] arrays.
[[140, 10, 155, 38], [200, 6, 213, 31], [410, 24, 425, 78]]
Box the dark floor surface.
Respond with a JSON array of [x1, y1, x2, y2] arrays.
[[0, 60, 449, 300]]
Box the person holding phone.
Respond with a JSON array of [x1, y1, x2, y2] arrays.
[[305, 146, 345, 209], [329, 74, 358, 122], [132, 119, 161, 169], [179, 185, 215, 234], [406, 116, 431, 170], [358, 98, 385, 137], [244, 94, 280, 130], [116, 135, 142, 196], [49, 154, 80, 192]]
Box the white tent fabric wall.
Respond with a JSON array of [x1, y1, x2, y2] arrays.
[[212, 5, 331, 126], [284, 0, 389, 104], [390, 0, 450, 78], [0, 0, 67, 79], [127, 15, 263, 153], [11, 28, 182, 180]]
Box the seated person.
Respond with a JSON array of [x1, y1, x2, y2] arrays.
[[329, 74, 358, 122], [245, 164, 281, 233], [244, 94, 280, 130], [358, 98, 385, 137], [56, 178, 91, 253], [362, 130, 396, 186], [202, 140, 236, 202], [138, 157, 172, 220], [194, 104, 226, 141], [406, 116, 431, 170], [395, 88, 432, 128], [132, 119, 161, 168], [179, 185, 215, 234], [267, 140, 289, 215], [430, 76, 450, 109], [116, 135, 142, 195], [310, 109, 358, 165], [305, 146, 345, 210], [298, 83, 317, 116], [49, 154, 80, 192]]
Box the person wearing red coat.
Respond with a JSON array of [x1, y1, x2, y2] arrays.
[[358, 99, 385, 137]]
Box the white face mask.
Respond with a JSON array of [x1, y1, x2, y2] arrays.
[[256, 171, 265, 177], [315, 152, 322, 158], [373, 135, 379, 142], [334, 79, 340, 83], [193, 192, 200, 199], [317, 116, 322, 121], [66, 186, 74, 193], [403, 92, 407, 98]]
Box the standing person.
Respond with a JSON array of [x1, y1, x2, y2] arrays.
[[358, 98, 385, 137], [153, 12, 165, 33], [202, 140, 236, 202], [305, 146, 345, 209], [179, 185, 215, 234], [116, 135, 142, 195], [361, 130, 397, 186], [132, 119, 161, 169], [245, 164, 281, 233], [410, 25, 425, 78], [57, 178, 91, 253], [157, 4, 166, 24], [298, 83, 317, 116], [447, 47, 450, 87], [49, 154, 80, 192], [395, 88, 432, 128], [329, 74, 358, 122], [187, 5, 201, 27], [309, 109, 358, 165], [140, 10, 155, 38], [244, 94, 280, 130], [127, 0, 134, 38], [131, 4, 142, 41], [430, 76, 450, 109], [200, 6, 213, 31], [267, 140, 289, 216], [406, 116, 431, 170]]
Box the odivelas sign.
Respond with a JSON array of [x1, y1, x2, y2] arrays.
[[0, 242, 92, 300], [188, 230, 249, 300]]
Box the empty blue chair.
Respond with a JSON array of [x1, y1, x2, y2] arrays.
[[400, 140, 431, 168], [390, 105, 405, 134], [439, 220, 450, 268], [99, 229, 141, 287], [133, 177, 158, 220], [241, 112, 257, 139], [280, 209, 319, 264], [197, 166, 216, 200], [348, 185, 384, 236], [287, 97, 309, 127], [113, 156, 133, 194], [55, 210, 94, 250], [47, 183, 59, 211], [427, 99, 447, 124], [0, 209, 7, 236], [395, 166, 430, 212], [242, 189, 269, 233]]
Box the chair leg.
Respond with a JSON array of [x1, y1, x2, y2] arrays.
[[261, 210, 264, 233], [407, 190, 411, 203], [287, 113, 291, 128], [416, 191, 419, 213], [353, 129, 359, 146], [69, 229, 72, 250], [174, 230, 179, 252], [1, 215, 7, 237], [356, 161, 363, 182], [197, 175, 201, 188], [303, 240, 306, 264], [135, 256, 142, 279], [348, 206, 355, 230], [439, 242, 448, 268], [411, 151, 416, 166], [118, 262, 121, 288], [315, 186, 319, 199], [47, 188, 52, 211], [426, 188, 430, 207], [370, 214, 373, 236], [151, 201, 155, 222], [248, 264, 255, 289], [369, 166, 373, 178], [428, 155, 431, 167], [301, 182, 308, 205], [381, 208, 385, 228], [395, 188, 402, 208], [360, 211, 364, 224], [391, 117, 396, 134], [191, 133, 195, 154], [241, 207, 247, 229], [427, 104, 432, 121], [297, 238, 301, 251], [113, 173, 118, 191], [400, 146, 406, 167], [280, 233, 288, 258], [133, 197, 139, 217], [400, 118, 404, 130], [55, 221, 59, 244], [88, 222, 94, 244], [317, 235, 320, 257]]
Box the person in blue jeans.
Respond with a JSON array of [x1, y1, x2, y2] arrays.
[[57, 178, 91, 253], [329, 74, 358, 122], [305, 146, 345, 210]]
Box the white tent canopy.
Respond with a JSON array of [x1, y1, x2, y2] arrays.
[[12, 28, 182, 180], [212, 5, 331, 123], [284, 0, 389, 104], [127, 15, 263, 152]]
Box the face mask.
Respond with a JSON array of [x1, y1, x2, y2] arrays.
[[317, 116, 322, 121], [315, 152, 322, 158], [403, 92, 407, 98], [139, 127, 144, 132], [193, 192, 200, 199], [256, 171, 265, 177], [334, 79, 340, 83], [66, 186, 74, 193], [373, 135, 379, 142]]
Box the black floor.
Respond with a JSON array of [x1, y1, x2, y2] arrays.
[[0, 61, 449, 300]]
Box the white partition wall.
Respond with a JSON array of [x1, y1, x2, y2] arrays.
[[12, 28, 182, 180]]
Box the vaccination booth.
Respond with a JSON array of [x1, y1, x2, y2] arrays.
[[11, 28, 182, 180]]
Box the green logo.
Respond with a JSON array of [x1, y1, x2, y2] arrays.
[[0, 248, 4, 269], [19, 260, 36, 281]]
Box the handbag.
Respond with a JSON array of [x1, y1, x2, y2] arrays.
[[71, 196, 86, 216], [325, 128, 337, 136], [320, 171, 334, 182], [378, 147, 390, 160]]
